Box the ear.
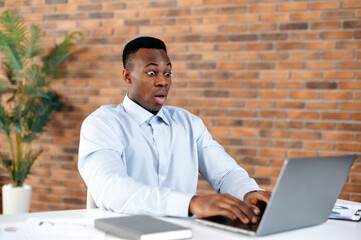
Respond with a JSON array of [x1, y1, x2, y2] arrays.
[[123, 69, 132, 84]]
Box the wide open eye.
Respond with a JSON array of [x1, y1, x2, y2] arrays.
[[164, 72, 172, 78], [147, 70, 156, 77]]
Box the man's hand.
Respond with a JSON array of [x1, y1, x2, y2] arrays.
[[244, 190, 272, 216], [189, 193, 259, 224]]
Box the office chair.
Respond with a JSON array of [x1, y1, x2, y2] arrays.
[[86, 189, 97, 209]]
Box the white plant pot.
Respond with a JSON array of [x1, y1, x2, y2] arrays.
[[2, 184, 32, 215]]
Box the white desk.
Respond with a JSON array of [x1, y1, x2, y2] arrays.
[[0, 199, 360, 240]]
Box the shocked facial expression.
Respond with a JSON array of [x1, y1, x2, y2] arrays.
[[123, 48, 172, 113]]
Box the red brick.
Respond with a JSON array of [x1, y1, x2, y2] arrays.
[[307, 102, 337, 110], [243, 120, 272, 128], [245, 43, 273, 51], [337, 144, 361, 152], [323, 51, 354, 59], [321, 31, 353, 39], [306, 61, 336, 69], [232, 14, 259, 23], [324, 71, 354, 79], [201, 108, 228, 117], [204, 0, 230, 4], [202, 53, 229, 60], [259, 91, 287, 99], [255, 167, 281, 178], [355, 113, 361, 121], [279, 2, 308, 11], [249, 23, 276, 32], [291, 12, 321, 21], [305, 41, 336, 49], [246, 62, 274, 70], [343, 1, 361, 8], [290, 52, 320, 60], [259, 149, 286, 158], [276, 101, 305, 109], [273, 140, 302, 149], [304, 142, 335, 150], [337, 123, 361, 131], [244, 81, 272, 89], [291, 72, 322, 80], [320, 91, 352, 100], [260, 130, 288, 138], [231, 72, 258, 79], [203, 16, 230, 24], [322, 132, 354, 141], [276, 62, 304, 69], [289, 32, 319, 40], [230, 110, 257, 118], [260, 52, 288, 60], [275, 42, 303, 50], [231, 52, 258, 60], [231, 91, 257, 98], [246, 100, 274, 108], [311, 21, 340, 30], [310, 2, 340, 10], [260, 13, 289, 21], [290, 131, 321, 140], [339, 61, 361, 69], [230, 128, 258, 137], [338, 41, 361, 49], [219, 25, 247, 33], [339, 102, 361, 110], [320, 112, 351, 120], [289, 111, 318, 119], [322, 11, 353, 20], [215, 80, 243, 88], [261, 72, 289, 80], [249, 4, 276, 13]]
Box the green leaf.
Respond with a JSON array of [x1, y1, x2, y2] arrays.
[[0, 104, 11, 135], [25, 25, 43, 58], [0, 9, 25, 46], [1, 62, 17, 85], [42, 32, 82, 76], [0, 10, 26, 74]]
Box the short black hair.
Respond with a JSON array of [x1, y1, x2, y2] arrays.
[[122, 36, 167, 69]]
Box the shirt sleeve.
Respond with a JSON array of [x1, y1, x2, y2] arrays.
[[78, 114, 194, 217], [196, 120, 262, 200]]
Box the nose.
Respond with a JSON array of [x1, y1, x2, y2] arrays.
[[155, 75, 169, 87]]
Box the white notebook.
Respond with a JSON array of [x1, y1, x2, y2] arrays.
[[94, 215, 192, 240]]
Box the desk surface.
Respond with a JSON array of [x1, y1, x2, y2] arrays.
[[1, 199, 360, 240]]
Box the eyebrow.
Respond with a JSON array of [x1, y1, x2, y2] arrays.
[[144, 62, 172, 68]]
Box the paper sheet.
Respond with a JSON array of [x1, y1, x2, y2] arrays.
[[329, 204, 361, 221], [0, 218, 106, 240]]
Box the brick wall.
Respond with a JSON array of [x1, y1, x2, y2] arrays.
[[0, 0, 360, 213]]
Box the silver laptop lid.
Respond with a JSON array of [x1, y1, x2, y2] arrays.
[[257, 154, 355, 236]]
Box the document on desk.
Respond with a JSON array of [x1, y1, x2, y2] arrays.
[[329, 204, 361, 222], [0, 218, 106, 240]]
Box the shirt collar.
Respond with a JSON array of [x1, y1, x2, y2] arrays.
[[122, 95, 169, 126]]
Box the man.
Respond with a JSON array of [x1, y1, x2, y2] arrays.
[[78, 36, 271, 224]]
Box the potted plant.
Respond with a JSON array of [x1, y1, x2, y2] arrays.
[[0, 9, 82, 214]]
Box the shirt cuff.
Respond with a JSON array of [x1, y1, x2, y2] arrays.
[[166, 191, 195, 217], [239, 187, 264, 201]]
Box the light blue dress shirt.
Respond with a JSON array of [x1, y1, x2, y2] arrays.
[[78, 95, 261, 217]]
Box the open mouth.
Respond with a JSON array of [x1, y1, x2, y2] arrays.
[[154, 94, 167, 105]]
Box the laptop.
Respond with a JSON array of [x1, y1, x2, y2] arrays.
[[197, 155, 355, 236]]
